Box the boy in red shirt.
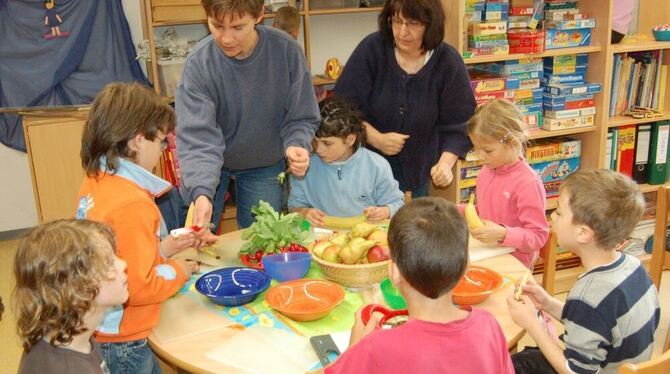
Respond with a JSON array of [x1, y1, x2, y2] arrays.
[[326, 197, 513, 374]]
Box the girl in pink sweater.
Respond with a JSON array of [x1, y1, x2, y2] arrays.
[[466, 99, 550, 268]]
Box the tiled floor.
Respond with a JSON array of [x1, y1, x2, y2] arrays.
[[1, 236, 668, 373]]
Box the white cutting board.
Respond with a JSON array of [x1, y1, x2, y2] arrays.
[[469, 236, 515, 262]]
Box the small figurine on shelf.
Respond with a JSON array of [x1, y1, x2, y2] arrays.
[[44, 0, 69, 40]]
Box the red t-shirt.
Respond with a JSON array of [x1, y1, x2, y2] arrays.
[[325, 308, 513, 374]]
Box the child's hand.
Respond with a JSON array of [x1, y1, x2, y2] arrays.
[[173, 258, 199, 277], [194, 229, 219, 249], [506, 295, 541, 331], [515, 275, 551, 311], [301, 208, 325, 226], [364, 206, 390, 222], [161, 232, 196, 257], [470, 220, 507, 244], [286, 146, 310, 177], [349, 307, 382, 347]]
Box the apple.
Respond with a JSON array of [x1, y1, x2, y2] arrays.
[[321, 245, 341, 263], [310, 240, 333, 258], [367, 245, 389, 263]]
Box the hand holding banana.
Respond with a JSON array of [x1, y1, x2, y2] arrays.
[[465, 194, 506, 243]]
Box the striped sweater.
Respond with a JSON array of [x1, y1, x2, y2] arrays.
[[561, 253, 660, 374]]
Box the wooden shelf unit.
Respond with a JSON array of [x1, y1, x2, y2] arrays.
[[141, 0, 383, 95], [434, 0, 670, 293]]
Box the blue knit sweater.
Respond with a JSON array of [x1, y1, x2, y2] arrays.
[[334, 32, 476, 190], [288, 148, 404, 217], [176, 26, 320, 202]]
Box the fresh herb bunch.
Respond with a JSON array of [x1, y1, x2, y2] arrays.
[[239, 200, 308, 256]]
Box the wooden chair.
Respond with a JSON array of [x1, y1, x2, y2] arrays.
[[649, 186, 670, 290], [539, 231, 558, 295], [618, 349, 670, 374]]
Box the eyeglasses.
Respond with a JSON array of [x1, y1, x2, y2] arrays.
[[389, 17, 424, 30], [160, 138, 169, 151]]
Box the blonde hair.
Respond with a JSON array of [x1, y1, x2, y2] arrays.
[[272, 6, 300, 35], [13, 219, 116, 352], [561, 169, 645, 250], [467, 99, 528, 151]]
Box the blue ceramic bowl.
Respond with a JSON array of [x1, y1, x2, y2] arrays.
[[261, 252, 312, 282], [195, 267, 271, 307]]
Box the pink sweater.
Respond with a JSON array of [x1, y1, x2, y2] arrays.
[[475, 159, 550, 268]]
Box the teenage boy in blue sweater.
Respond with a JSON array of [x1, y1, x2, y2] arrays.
[[176, 0, 320, 230]]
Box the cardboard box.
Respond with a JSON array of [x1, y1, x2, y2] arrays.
[[545, 28, 592, 49]]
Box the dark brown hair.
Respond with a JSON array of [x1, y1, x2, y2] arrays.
[[317, 96, 366, 150], [202, 0, 264, 20], [388, 197, 468, 298], [80, 82, 175, 177], [13, 219, 116, 352], [378, 0, 445, 51], [560, 169, 645, 250]]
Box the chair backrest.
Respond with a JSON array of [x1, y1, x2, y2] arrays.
[[618, 349, 670, 374], [649, 186, 670, 290], [539, 230, 557, 295]]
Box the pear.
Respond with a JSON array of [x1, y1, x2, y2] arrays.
[[329, 232, 350, 247], [310, 240, 333, 258], [350, 222, 377, 238], [321, 245, 341, 263], [339, 239, 375, 264], [366, 229, 388, 248]]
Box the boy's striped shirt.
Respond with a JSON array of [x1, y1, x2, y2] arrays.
[[561, 253, 660, 374]]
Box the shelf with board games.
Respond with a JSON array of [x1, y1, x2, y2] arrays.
[[462, 45, 601, 65]]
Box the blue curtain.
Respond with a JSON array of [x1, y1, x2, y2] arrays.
[[0, 0, 149, 151]]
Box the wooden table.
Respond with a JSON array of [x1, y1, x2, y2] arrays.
[[149, 230, 527, 373]]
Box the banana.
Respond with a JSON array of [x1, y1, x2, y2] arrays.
[[322, 214, 367, 230], [464, 194, 484, 230]]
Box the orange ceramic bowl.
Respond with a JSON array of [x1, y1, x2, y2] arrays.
[[452, 266, 504, 305], [265, 278, 345, 321]]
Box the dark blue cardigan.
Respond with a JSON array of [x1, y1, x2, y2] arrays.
[[334, 32, 475, 191]]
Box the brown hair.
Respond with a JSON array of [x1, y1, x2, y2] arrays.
[[202, 0, 264, 20], [80, 82, 175, 177], [561, 169, 645, 250], [13, 219, 117, 352], [378, 0, 445, 51], [388, 197, 468, 298], [467, 98, 529, 151], [272, 6, 300, 34], [316, 96, 366, 151]]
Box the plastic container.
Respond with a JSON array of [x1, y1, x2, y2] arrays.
[[261, 252, 312, 282], [265, 279, 345, 321], [195, 267, 271, 307], [380, 278, 407, 309], [157, 58, 186, 97], [652, 27, 670, 41]]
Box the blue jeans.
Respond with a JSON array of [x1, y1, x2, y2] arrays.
[[97, 339, 162, 374], [387, 156, 430, 198], [211, 159, 285, 230]]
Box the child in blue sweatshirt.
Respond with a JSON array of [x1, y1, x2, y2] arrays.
[[288, 96, 404, 226]]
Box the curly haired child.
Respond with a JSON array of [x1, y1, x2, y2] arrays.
[[467, 99, 550, 268], [14, 219, 127, 374]]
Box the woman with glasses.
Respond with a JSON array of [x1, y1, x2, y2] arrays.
[[334, 0, 476, 198]]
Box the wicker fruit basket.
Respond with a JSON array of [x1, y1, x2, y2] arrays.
[[311, 253, 390, 288]]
